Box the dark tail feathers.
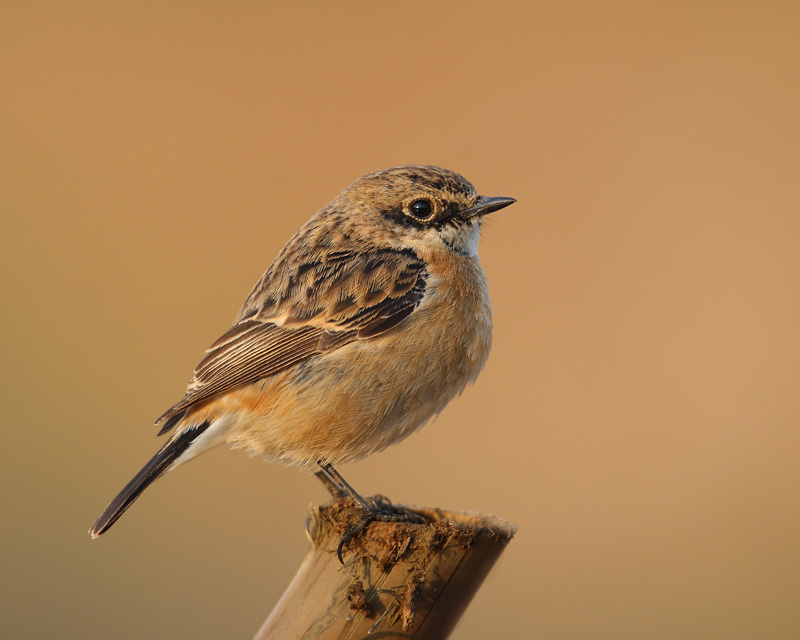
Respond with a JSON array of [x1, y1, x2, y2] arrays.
[[89, 422, 210, 538]]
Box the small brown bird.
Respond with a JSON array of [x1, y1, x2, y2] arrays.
[[90, 165, 515, 538]]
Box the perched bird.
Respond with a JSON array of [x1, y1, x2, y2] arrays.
[[90, 165, 515, 539]]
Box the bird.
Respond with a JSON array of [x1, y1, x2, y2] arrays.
[[89, 165, 515, 539]]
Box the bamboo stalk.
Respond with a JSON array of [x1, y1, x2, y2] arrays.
[[254, 499, 516, 639]]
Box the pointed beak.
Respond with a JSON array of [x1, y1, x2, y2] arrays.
[[461, 195, 517, 219]]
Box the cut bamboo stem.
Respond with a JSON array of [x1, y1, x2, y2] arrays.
[[254, 498, 516, 639]]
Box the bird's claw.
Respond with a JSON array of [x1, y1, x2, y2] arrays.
[[336, 501, 426, 564]]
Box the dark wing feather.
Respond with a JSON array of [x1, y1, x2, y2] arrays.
[[155, 248, 427, 430], [240, 247, 427, 330]]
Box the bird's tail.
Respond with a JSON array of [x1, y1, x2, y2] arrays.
[[89, 422, 210, 538]]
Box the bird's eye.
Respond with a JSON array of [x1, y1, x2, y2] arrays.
[[408, 199, 434, 220]]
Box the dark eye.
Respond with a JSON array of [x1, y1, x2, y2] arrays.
[[408, 198, 434, 220]]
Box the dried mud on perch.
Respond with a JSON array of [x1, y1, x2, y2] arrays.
[[255, 498, 517, 639]]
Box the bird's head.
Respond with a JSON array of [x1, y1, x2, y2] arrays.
[[329, 165, 516, 256]]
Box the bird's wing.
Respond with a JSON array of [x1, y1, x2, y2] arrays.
[[155, 248, 427, 431]]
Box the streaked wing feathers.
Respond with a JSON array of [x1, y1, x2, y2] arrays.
[[241, 248, 427, 329], [156, 248, 427, 429], [156, 321, 324, 425]]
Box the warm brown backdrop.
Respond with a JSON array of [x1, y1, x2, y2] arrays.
[[2, 2, 799, 639]]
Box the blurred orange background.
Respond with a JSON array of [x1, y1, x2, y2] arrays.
[[2, 2, 799, 638]]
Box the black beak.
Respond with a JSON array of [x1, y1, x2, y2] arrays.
[[461, 195, 517, 219]]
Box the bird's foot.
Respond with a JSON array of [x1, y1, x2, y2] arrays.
[[337, 496, 426, 564]]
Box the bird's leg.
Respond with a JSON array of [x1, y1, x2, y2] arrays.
[[315, 461, 426, 563], [316, 461, 377, 510], [314, 465, 348, 500]]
